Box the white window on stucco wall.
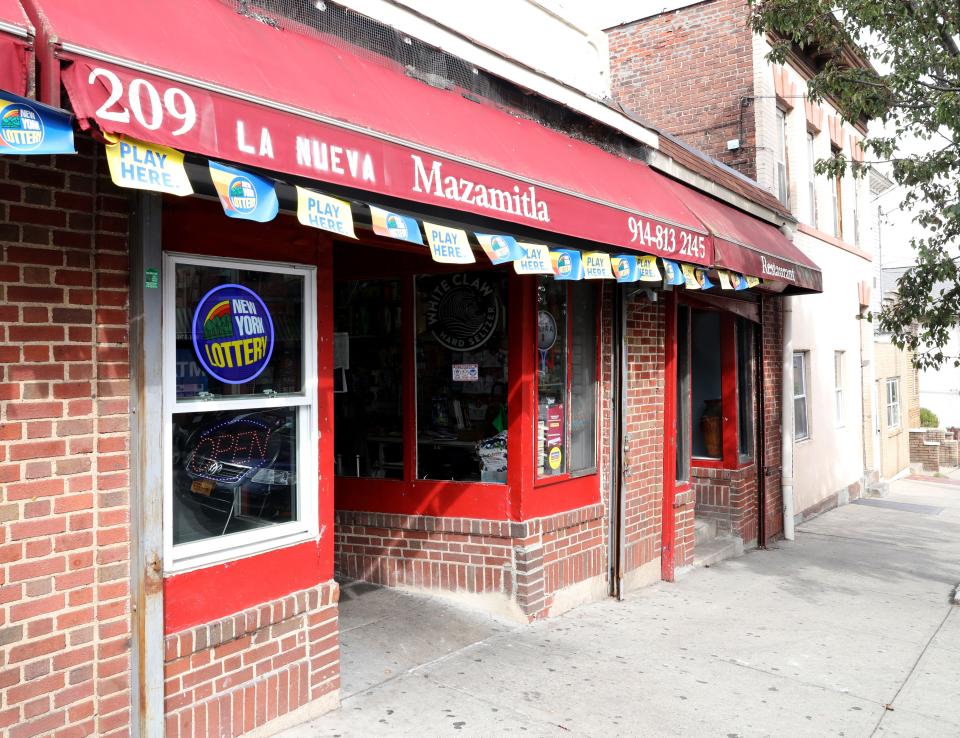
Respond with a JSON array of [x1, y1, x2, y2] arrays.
[[775, 107, 790, 207], [886, 377, 901, 429], [793, 351, 809, 440]]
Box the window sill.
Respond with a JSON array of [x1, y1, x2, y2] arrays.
[[796, 223, 872, 261], [165, 526, 317, 576]]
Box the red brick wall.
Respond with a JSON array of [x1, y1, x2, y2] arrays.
[[621, 297, 664, 574], [0, 142, 133, 737], [163, 583, 339, 738], [335, 505, 606, 620], [607, 0, 758, 179], [761, 297, 783, 543]]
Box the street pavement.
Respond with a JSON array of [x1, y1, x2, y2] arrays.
[[280, 474, 960, 737]]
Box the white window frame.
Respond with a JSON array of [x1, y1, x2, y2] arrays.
[[886, 377, 901, 429], [834, 351, 845, 427], [806, 131, 818, 227], [775, 107, 790, 207], [852, 178, 860, 247], [162, 253, 319, 574], [793, 351, 809, 441]]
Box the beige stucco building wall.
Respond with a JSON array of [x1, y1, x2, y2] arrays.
[[872, 339, 919, 479], [752, 36, 875, 514]]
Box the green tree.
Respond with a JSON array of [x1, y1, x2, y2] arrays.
[[750, 1, 960, 368]]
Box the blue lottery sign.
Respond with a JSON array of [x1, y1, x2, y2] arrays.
[[0, 89, 75, 155], [192, 284, 275, 384]]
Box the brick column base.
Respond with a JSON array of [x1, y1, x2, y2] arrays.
[[163, 581, 340, 738]]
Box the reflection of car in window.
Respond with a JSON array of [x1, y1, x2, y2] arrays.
[[172, 410, 295, 542]]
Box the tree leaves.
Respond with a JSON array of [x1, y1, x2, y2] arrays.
[[751, 0, 960, 369]]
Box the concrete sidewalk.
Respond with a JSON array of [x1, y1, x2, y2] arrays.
[[280, 477, 960, 737]]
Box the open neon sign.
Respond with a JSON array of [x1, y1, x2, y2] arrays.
[[185, 416, 274, 483]]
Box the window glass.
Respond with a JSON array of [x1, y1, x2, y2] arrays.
[[776, 108, 789, 206], [537, 279, 567, 477], [886, 378, 901, 428], [174, 263, 304, 400], [736, 318, 755, 459], [569, 282, 597, 473], [165, 257, 315, 569], [793, 352, 809, 440], [333, 280, 404, 478], [692, 310, 723, 458], [416, 272, 509, 482], [675, 306, 691, 482], [173, 407, 298, 545]]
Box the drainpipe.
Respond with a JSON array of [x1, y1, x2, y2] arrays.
[[781, 297, 795, 540]]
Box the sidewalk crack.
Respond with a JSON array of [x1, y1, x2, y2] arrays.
[[869, 606, 955, 736]]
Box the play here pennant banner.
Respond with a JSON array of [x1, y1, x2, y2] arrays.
[[296, 186, 356, 238], [424, 222, 475, 264], [105, 135, 192, 196], [370, 205, 423, 244], [209, 160, 278, 222]]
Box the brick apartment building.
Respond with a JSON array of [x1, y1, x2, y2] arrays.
[[606, 0, 882, 523], [2, 1, 825, 735]]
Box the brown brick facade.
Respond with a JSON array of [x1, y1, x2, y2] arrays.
[[607, 0, 758, 179], [0, 144, 132, 737], [163, 583, 339, 738]]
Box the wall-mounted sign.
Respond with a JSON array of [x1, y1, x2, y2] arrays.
[[370, 205, 423, 244], [0, 90, 75, 155], [192, 284, 275, 384], [423, 273, 500, 351], [105, 134, 192, 195], [209, 160, 278, 222]]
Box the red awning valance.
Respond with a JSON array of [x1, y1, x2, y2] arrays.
[[666, 180, 823, 292], [27, 0, 820, 291], [0, 0, 32, 97]]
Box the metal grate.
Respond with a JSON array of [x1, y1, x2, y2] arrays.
[[222, 0, 650, 162]]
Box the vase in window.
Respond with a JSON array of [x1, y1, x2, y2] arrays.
[[701, 398, 723, 458]]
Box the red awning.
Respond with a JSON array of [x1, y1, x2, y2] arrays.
[[25, 0, 820, 291], [0, 0, 32, 97], [665, 180, 823, 292]]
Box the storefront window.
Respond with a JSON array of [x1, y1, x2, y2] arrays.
[[164, 255, 318, 571], [691, 310, 722, 459], [416, 272, 509, 482], [333, 280, 404, 478], [536, 279, 597, 479]]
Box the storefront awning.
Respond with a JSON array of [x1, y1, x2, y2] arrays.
[[26, 0, 821, 291], [665, 178, 823, 293], [0, 0, 32, 97]]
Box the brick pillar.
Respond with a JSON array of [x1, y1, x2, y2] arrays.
[[0, 141, 133, 736]]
